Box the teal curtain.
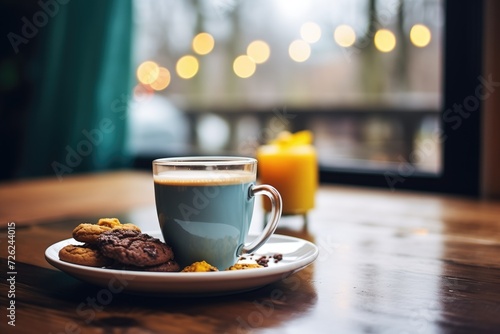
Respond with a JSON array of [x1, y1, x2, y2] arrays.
[[19, 0, 133, 179]]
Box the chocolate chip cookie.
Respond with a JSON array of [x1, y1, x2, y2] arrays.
[[58, 244, 113, 267], [72, 221, 141, 244], [97, 229, 174, 267]]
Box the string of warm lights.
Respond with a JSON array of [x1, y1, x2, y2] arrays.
[[135, 23, 433, 92]]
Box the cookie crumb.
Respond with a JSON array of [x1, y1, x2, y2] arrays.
[[227, 263, 263, 270], [181, 261, 219, 272], [256, 256, 269, 267], [273, 253, 283, 262]]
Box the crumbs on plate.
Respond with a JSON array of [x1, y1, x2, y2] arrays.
[[238, 253, 284, 267], [181, 260, 218, 272]]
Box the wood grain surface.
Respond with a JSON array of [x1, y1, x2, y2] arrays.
[[1, 171, 500, 333]]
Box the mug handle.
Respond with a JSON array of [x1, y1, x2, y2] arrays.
[[240, 184, 282, 255]]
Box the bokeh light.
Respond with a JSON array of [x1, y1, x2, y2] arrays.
[[176, 55, 199, 79], [150, 67, 171, 91], [288, 40, 311, 62], [247, 40, 270, 64], [137, 61, 160, 85], [233, 55, 256, 78], [334, 25, 356, 47], [410, 24, 432, 48], [300, 21, 321, 43], [374, 29, 396, 53], [192, 32, 215, 55]]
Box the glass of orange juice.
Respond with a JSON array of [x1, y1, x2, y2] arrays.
[[256, 131, 318, 222]]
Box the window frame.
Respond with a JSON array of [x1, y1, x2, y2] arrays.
[[318, 0, 484, 197]]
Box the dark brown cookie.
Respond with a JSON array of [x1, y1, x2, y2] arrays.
[[97, 229, 174, 267], [109, 260, 180, 272], [143, 260, 180, 272]]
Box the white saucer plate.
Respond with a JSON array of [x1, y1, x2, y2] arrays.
[[45, 233, 318, 297]]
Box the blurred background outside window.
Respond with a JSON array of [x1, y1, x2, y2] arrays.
[[128, 0, 443, 175]]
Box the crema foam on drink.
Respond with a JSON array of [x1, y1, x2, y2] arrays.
[[153, 170, 255, 186]]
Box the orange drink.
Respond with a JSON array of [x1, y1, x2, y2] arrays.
[[257, 131, 318, 215]]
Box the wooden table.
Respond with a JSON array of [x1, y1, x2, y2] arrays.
[[1, 170, 500, 333]]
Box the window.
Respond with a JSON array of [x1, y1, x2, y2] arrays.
[[129, 0, 483, 196]]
